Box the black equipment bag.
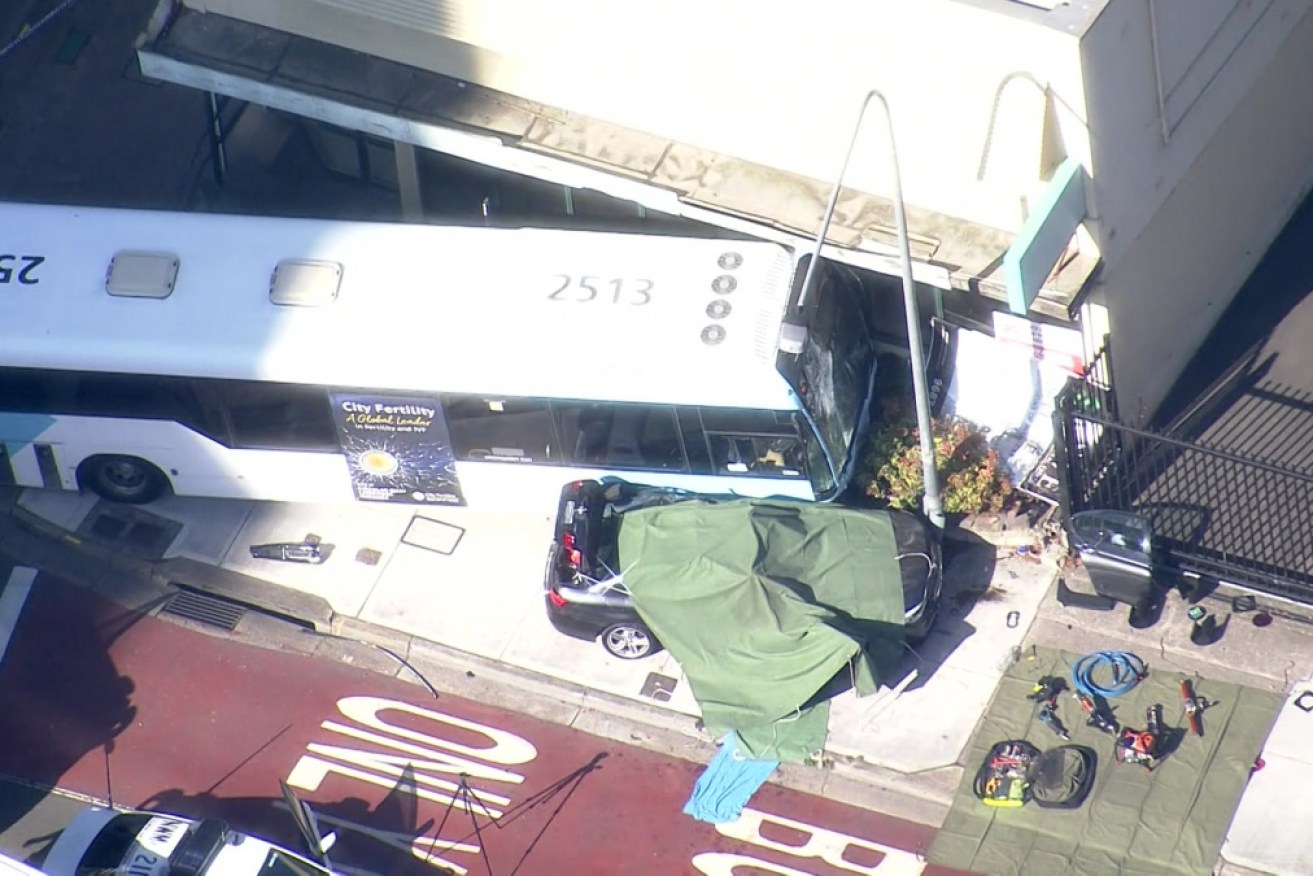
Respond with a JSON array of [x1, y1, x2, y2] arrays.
[[973, 740, 1096, 809], [1030, 744, 1097, 809]]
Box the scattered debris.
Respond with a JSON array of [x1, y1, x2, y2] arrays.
[[249, 541, 327, 564]]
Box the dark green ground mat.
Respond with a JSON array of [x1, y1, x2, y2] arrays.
[[928, 647, 1280, 875]]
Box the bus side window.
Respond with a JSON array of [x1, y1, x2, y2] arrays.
[[444, 396, 558, 463], [0, 367, 58, 412], [72, 372, 201, 424], [218, 381, 337, 451], [632, 405, 686, 471], [677, 407, 713, 474], [553, 402, 686, 471], [708, 434, 806, 478], [554, 403, 613, 465]]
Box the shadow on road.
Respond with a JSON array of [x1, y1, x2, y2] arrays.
[[131, 753, 608, 876], [0, 573, 149, 833]]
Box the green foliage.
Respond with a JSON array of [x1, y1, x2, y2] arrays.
[[862, 417, 1013, 514]]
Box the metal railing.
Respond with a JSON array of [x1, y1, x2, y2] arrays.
[[1055, 341, 1313, 604]]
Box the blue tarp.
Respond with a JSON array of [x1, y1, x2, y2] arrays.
[[683, 732, 779, 824]]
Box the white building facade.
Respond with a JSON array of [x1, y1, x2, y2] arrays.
[[144, 0, 1313, 423]]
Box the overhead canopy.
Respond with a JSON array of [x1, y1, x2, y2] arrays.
[[619, 499, 907, 761], [135, 5, 1100, 321]]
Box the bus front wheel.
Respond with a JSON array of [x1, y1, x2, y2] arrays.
[[78, 455, 170, 504]]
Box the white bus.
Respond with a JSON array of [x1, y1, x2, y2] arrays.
[[0, 201, 880, 510]]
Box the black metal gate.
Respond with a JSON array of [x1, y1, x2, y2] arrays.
[[1054, 345, 1313, 604]]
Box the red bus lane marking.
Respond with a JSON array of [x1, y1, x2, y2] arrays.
[[285, 696, 536, 873], [287, 695, 931, 875], [0, 578, 947, 874]]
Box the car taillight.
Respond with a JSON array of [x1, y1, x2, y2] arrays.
[[562, 532, 575, 550], [547, 588, 568, 608], [567, 548, 582, 567]]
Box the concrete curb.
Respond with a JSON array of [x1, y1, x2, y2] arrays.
[[1, 497, 336, 632], [334, 617, 962, 826], [0, 490, 1017, 827], [152, 556, 334, 632]]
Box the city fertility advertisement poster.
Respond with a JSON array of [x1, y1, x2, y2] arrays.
[[330, 393, 465, 505]]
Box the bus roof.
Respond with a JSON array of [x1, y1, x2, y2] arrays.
[[0, 202, 802, 410]]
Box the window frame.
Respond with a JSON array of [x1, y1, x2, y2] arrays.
[[442, 394, 561, 464], [694, 407, 811, 480], [214, 380, 339, 452], [550, 400, 688, 472], [705, 431, 808, 479], [0, 366, 231, 447]]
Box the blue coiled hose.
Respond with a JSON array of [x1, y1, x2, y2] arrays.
[[1071, 651, 1148, 699]]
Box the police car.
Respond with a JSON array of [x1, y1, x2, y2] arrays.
[[0, 851, 44, 876], [43, 801, 336, 876]]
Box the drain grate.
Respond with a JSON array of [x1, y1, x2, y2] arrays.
[[124, 522, 170, 551], [89, 515, 129, 541], [640, 672, 678, 702], [78, 503, 182, 560], [160, 589, 246, 631]]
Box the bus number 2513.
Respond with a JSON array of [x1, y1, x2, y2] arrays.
[[0, 254, 44, 285], [548, 274, 653, 305]]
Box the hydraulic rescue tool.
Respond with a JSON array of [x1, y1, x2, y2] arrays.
[[1181, 678, 1211, 737], [1074, 691, 1120, 735]]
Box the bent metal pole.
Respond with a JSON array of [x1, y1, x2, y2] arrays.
[[800, 89, 944, 528]]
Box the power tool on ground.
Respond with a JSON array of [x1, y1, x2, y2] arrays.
[[1074, 691, 1120, 735], [1115, 704, 1165, 770], [1028, 676, 1070, 740], [1181, 679, 1212, 737]]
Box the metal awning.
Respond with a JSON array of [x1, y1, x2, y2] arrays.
[[137, 6, 1098, 321]]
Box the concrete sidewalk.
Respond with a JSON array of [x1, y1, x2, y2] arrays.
[[6, 486, 1313, 874], [3, 488, 1054, 823]]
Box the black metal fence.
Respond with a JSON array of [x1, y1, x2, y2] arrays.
[[1054, 344, 1313, 604]]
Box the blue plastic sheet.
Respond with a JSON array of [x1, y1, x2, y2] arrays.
[[683, 732, 780, 824]]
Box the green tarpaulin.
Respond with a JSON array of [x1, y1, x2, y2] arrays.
[[929, 647, 1281, 875], [618, 499, 907, 761]]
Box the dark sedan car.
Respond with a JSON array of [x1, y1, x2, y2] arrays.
[[544, 479, 943, 659]]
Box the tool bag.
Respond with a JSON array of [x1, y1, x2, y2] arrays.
[[973, 740, 1096, 809]]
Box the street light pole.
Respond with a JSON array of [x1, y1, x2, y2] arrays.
[[799, 89, 944, 528]]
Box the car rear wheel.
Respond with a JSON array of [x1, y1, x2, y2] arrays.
[[600, 623, 655, 660]]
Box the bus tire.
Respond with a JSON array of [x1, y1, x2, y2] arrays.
[[78, 455, 170, 504]]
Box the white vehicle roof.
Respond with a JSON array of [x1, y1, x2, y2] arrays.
[[0, 202, 801, 410], [41, 806, 117, 876], [43, 807, 331, 876], [0, 852, 44, 876]]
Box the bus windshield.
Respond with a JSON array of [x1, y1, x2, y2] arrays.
[[780, 264, 877, 492]]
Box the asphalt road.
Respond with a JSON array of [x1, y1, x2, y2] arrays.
[[0, 562, 957, 875]]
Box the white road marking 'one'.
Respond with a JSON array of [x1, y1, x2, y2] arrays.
[[0, 567, 36, 665]]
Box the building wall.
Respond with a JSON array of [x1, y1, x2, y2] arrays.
[[1078, 0, 1305, 266], [185, 0, 1092, 239], [1090, 3, 1313, 423]]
